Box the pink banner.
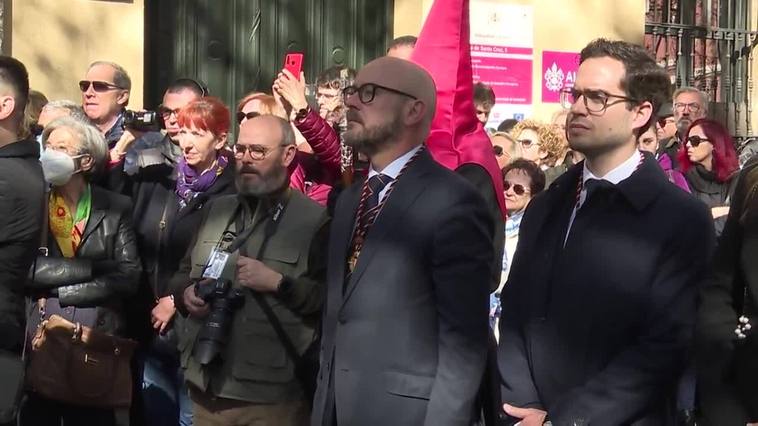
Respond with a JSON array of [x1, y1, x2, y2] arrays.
[[541, 51, 580, 103], [472, 44, 533, 105]]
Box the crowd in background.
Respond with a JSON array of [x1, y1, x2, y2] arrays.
[[0, 11, 754, 426]]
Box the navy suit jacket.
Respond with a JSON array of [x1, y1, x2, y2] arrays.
[[498, 154, 715, 425], [311, 148, 494, 426]]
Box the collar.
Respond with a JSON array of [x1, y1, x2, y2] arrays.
[[582, 149, 641, 186], [368, 145, 422, 179], [0, 138, 40, 159]]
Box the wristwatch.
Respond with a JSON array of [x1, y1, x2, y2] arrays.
[[276, 275, 293, 297], [294, 106, 310, 122]]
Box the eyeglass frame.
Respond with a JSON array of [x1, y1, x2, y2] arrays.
[[674, 102, 702, 113], [503, 180, 530, 196], [342, 83, 418, 104], [78, 80, 124, 93], [236, 111, 260, 124], [233, 143, 289, 161], [560, 87, 638, 113]]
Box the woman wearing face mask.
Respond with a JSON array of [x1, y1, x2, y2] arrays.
[[129, 97, 235, 426], [21, 116, 141, 426], [679, 118, 739, 236]]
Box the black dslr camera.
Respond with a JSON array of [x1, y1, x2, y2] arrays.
[[192, 279, 245, 365], [123, 110, 162, 132]]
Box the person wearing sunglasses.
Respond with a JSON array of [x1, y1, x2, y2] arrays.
[[79, 61, 131, 149], [678, 118, 740, 236], [490, 159, 545, 337], [510, 119, 567, 186], [490, 131, 521, 169]]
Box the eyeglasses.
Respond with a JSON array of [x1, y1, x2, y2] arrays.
[[233, 143, 286, 160], [342, 83, 418, 104], [674, 102, 702, 113], [236, 111, 260, 124], [686, 135, 711, 147], [158, 105, 181, 118], [518, 139, 536, 148], [503, 180, 529, 196], [560, 87, 637, 113], [78, 80, 123, 93]]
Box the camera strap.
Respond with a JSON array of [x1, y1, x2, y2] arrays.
[[236, 192, 304, 367]]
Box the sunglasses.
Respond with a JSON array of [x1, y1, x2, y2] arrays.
[[78, 80, 123, 92], [687, 135, 711, 147], [503, 180, 529, 196], [493, 146, 504, 157], [657, 117, 675, 127], [236, 111, 260, 124]]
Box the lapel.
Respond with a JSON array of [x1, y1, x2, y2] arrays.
[[78, 186, 108, 250], [340, 150, 433, 308], [517, 164, 580, 317]]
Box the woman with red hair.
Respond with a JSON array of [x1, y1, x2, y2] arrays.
[[130, 96, 236, 426], [679, 118, 739, 235]]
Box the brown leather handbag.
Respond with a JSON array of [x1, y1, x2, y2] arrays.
[[27, 313, 137, 408]]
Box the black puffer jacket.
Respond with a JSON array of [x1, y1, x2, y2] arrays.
[[26, 186, 141, 337]]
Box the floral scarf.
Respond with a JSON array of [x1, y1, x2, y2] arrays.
[[49, 185, 92, 258]]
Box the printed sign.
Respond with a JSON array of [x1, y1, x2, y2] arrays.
[[541, 51, 580, 103]]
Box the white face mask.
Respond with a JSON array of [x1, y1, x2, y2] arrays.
[[40, 148, 80, 186]]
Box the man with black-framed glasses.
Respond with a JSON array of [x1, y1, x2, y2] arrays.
[[499, 39, 715, 426], [312, 56, 493, 426]]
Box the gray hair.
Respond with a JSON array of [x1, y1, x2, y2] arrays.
[[42, 100, 92, 124], [42, 116, 108, 179], [673, 86, 708, 113], [88, 61, 131, 92]]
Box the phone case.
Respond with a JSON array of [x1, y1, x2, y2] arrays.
[[284, 53, 304, 81]]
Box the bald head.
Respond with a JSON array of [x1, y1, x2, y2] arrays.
[[357, 57, 437, 126], [238, 114, 295, 148]]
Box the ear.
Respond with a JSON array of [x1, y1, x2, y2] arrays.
[[117, 90, 130, 107], [0, 95, 16, 121], [632, 101, 653, 133], [213, 133, 228, 151], [281, 144, 297, 168], [78, 154, 95, 173], [538, 147, 549, 160], [404, 100, 426, 126]]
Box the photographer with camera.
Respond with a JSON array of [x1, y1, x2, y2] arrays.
[[169, 114, 327, 426]]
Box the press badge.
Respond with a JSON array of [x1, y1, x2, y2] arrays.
[[202, 248, 230, 279]]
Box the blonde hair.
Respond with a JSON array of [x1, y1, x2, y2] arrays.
[[236, 92, 286, 119], [511, 119, 567, 167]]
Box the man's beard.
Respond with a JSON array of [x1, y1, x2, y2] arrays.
[[343, 113, 401, 156], [235, 163, 288, 197], [676, 117, 691, 135]]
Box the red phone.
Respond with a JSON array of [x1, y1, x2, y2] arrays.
[[284, 53, 304, 80]]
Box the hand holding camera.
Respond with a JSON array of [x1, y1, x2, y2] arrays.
[[183, 279, 212, 319]]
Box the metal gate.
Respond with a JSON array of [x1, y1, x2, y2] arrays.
[[645, 0, 758, 144]]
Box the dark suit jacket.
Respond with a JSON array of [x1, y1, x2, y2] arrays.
[[311, 149, 494, 426], [696, 158, 758, 425], [498, 154, 714, 425]]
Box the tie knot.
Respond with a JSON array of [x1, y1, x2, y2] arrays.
[[368, 174, 392, 195]]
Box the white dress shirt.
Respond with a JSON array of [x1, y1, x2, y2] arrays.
[[367, 145, 422, 203], [564, 149, 642, 244]]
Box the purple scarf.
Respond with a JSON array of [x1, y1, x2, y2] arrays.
[[175, 154, 229, 208]]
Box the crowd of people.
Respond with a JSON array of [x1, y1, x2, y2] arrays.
[[0, 1, 756, 426]]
